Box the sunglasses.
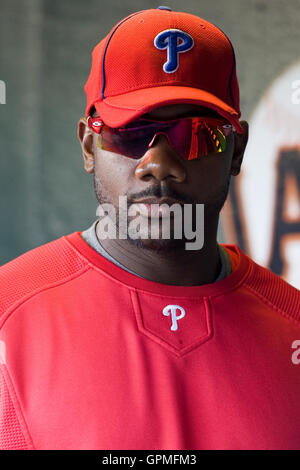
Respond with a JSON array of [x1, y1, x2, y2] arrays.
[[87, 116, 233, 160]]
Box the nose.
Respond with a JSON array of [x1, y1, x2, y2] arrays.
[[135, 133, 186, 183]]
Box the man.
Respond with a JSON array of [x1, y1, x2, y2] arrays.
[[0, 7, 299, 450]]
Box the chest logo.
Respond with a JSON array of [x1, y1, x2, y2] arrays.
[[154, 29, 194, 73], [162, 304, 186, 331]]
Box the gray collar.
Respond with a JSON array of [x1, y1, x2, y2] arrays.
[[81, 220, 232, 282]]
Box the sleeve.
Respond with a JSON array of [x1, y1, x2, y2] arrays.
[[0, 365, 34, 450]]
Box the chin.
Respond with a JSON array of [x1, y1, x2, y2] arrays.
[[126, 234, 188, 254]]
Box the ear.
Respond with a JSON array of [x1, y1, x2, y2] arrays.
[[230, 120, 249, 176], [77, 117, 95, 174]]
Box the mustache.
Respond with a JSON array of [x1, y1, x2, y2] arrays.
[[127, 186, 197, 205]]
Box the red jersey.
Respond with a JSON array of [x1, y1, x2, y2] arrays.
[[0, 231, 299, 450]]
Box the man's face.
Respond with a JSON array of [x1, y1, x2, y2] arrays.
[[78, 104, 248, 251]]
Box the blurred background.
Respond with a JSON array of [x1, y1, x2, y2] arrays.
[[1, 0, 300, 287]]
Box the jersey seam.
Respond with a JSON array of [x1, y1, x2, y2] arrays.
[[0, 265, 90, 330], [0, 365, 35, 450], [243, 282, 300, 328]]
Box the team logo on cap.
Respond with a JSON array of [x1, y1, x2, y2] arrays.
[[154, 29, 194, 73]]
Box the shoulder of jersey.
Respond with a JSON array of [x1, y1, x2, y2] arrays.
[[243, 253, 300, 326], [0, 235, 88, 325]]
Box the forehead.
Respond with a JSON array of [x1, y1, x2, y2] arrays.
[[142, 104, 221, 120]]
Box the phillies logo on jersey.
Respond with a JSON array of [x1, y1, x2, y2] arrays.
[[154, 29, 194, 73], [162, 304, 186, 331]]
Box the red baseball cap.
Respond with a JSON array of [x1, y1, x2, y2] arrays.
[[84, 6, 243, 133]]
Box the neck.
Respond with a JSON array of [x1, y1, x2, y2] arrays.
[[96, 217, 221, 286]]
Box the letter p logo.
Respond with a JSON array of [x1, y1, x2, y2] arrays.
[[162, 304, 186, 331], [154, 29, 194, 73]]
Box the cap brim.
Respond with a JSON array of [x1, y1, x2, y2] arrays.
[[93, 86, 243, 133]]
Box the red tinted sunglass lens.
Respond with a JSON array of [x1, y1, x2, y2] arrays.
[[94, 118, 232, 160], [98, 121, 176, 159], [145, 119, 231, 159], [166, 119, 193, 160], [97, 125, 149, 158]]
